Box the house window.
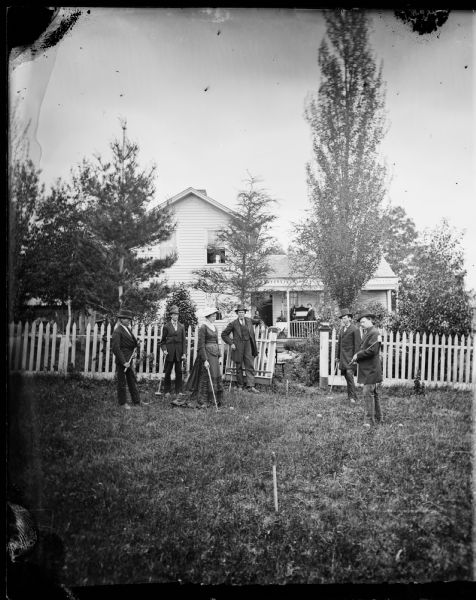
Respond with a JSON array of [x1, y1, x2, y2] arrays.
[[157, 230, 177, 259], [207, 229, 226, 264]]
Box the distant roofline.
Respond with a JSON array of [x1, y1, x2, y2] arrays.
[[158, 187, 235, 216], [266, 253, 398, 281]]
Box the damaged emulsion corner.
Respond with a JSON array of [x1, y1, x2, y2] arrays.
[[7, 6, 85, 63], [394, 9, 451, 36]]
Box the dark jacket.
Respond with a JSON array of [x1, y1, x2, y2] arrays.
[[111, 323, 139, 368], [355, 326, 382, 385], [160, 321, 186, 361], [336, 323, 361, 371], [221, 317, 258, 362]]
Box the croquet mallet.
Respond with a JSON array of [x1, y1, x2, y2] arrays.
[[154, 351, 167, 396], [328, 358, 340, 394], [124, 346, 138, 373], [205, 363, 219, 411]]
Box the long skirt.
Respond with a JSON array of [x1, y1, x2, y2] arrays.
[[185, 353, 224, 407]]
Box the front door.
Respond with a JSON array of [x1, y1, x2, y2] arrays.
[[260, 297, 273, 326]]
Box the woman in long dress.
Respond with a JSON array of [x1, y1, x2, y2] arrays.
[[184, 307, 224, 408]]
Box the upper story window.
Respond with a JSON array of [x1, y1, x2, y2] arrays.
[[207, 229, 226, 264]]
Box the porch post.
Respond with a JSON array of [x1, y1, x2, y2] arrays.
[[286, 289, 290, 323], [386, 289, 392, 312], [318, 321, 331, 389]]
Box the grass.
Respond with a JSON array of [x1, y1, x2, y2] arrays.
[[7, 371, 473, 586]]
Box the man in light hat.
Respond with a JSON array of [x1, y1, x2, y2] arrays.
[[221, 304, 259, 393], [160, 304, 187, 398], [352, 312, 383, 427], [335, 308, 361, 404], [111, 308, 141, 409]]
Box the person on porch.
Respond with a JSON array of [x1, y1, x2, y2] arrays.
[[306, 303, 316, 321], [160, 305, 187, 401], [351, 312, 383, 427], [111, 308, 142, 409], [335, 308, 361, 404], [221, 305, 259, 393]]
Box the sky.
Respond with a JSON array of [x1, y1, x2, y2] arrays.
[[9, 8, 476, 290]]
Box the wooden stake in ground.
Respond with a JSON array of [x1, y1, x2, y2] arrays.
[[272, 451, 278, 512], [285, 379, 289, 396]]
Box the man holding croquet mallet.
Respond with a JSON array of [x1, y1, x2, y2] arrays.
[[111, 308, 141, 409], [335, 308, 361, 404], [351, 312, 383, 427], [221, 304, 259, 393], [160, 304, 186, 402]]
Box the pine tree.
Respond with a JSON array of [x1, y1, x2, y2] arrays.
[[8, 159, 45, 320], [22, 180, 114, 318], [193, 177, 280, 306], [294, 10, 387, 308], [73, 121, 176, 317]]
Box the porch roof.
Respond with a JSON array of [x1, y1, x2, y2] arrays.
[[262, 254, 398, 291]]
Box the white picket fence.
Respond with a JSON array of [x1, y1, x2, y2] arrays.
[[321, 328, 475, 389], [9, 320, 474, 388], [8, 320, 278, 385]]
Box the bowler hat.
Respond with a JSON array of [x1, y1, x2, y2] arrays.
[[117, 308, 134, 320], [339, 308, 353, 319], [357, 312, 376, 322], [235, 305, 248, 313], [168, 305, 179, 315]]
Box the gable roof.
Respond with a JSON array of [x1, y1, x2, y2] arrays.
[[266, 254, 398, 280], [160, 187, 235, 216]]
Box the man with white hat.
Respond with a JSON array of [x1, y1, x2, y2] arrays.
[[160, 304, 186, 398], [221, 304, 259, 393], [335, 308, 361, 404], [111, 308, 141, 409]]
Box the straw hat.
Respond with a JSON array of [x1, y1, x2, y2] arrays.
[[202, 306, 218, 318]]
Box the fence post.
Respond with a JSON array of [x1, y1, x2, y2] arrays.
[[319, 322, 331, 389]]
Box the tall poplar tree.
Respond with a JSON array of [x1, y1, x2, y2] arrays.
[[294, 10, 387, 308], [193, 177, 280, 305]]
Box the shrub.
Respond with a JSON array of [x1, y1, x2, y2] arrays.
[[287, 335, 320, 386], [165, 284, 198, 330]]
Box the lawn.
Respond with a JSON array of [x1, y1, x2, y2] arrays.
[[7, 372, 473, 587]]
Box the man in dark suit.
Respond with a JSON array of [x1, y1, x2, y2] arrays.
[[160, 304, 186, 398], [221, 304, 259, 393], [111, 308, 141, 409], [335, 308, 361, 404], [352, 312, 383, 427]]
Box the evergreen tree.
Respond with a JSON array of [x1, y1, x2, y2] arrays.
[[164, 285, 198, 330], [294, 10, 387, 308], [73, 121, 176, 316], [22, 181, 114, 318], [8, 159, 44, 320], [193, 177, 280, 305]]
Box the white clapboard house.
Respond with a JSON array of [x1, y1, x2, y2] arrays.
[[144, 187, 399, 323]]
